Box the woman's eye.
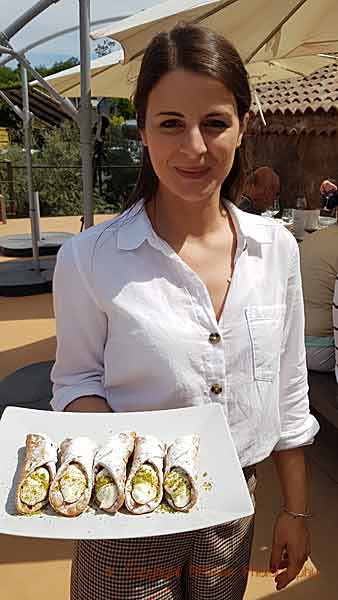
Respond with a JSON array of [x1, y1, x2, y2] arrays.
[[204, 120, 228, 129], [160, 119, 182, 128]]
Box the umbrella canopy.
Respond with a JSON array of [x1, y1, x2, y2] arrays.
[[91, 0, 338, 64], [35, 0, 338, 97], [248, 55, 334, 85], [35, 49, 127, 97], [36, 49, 332, 98]]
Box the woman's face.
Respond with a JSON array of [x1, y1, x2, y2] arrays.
[[141, 68, 248, 206]]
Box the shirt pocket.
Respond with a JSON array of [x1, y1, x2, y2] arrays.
[[245, 304, 287, 382]]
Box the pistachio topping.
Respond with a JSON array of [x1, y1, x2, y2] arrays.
[[164, 467, 191, 509], [155, 501, 176, 514], [20, 467, 50, 507], [131, 464, 159, 505]]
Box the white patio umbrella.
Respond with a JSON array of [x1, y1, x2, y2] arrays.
[[35, 48, 333, 98], [91, 0, 338, 65], [36, 0, 338, 97], [35, 49, 126, 97]]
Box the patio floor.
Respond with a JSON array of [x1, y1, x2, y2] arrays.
[[0, 215, 337, 599]]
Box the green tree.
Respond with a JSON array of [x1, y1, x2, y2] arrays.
[[35, 57, 79, 78], [95, 124, 139, 210], [0, 66, 21, 89], [0, 121, 83, 217], [0, 120, 140, 217], [111, 98, 135, 120], [94, 39, 118, 57]]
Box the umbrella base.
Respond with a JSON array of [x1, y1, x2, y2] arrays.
[[0, 257, 55, 296], [0, 232, 73, 257], [0, 361, 54, 417]]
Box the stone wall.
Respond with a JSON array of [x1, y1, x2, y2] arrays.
[[245, 109, 338, 208]]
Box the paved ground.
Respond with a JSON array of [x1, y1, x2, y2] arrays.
[[0, 215, 337, 599]]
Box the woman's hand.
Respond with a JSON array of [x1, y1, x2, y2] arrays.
[[270, 511, 311, 591]]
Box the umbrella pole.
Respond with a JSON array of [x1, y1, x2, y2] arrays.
[[21, 64, 40, 271], [79, 0, 93, 229]]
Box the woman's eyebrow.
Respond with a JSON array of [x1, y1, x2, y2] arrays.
[[206, 111, 229, 117], [155, 111, 183, 117], [154, 110, 233, 117]]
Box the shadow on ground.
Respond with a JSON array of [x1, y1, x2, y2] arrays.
[[0, 336, 56, 380], [0, 293, 54, 322]]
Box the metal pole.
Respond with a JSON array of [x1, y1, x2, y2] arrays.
[[1, 0, 61, 42], [33, 191, 41, 241], [0, 15, 129, 68], [4, 160, 15, 215], [79, 0, 93, 229], [0, 88, 24, 120], [21, 64, 40, 271]]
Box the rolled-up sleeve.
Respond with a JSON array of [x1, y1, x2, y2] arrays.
[[50, 238, 108, 411], [274, 237, 319, 451]]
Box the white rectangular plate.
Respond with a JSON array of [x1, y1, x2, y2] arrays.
[[0, 404, 254, 539]]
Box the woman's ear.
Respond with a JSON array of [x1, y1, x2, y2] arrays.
[[237, 112, 250, 148], [140, 129, 147, 147]]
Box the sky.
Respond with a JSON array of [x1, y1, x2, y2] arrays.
[[0, 0, 156, 66]]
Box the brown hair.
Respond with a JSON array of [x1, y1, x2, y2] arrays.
[[125, 23, 251, 210]]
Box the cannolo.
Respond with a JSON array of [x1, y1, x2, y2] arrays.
[[163, 434, 200, 512], [49, 436, 96, 517], [16, 433, 57, 515], [93, 431, 136, 512], [125, 435, 166, 514]]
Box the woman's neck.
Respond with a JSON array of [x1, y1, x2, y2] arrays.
[[146, 188, 228, 249]]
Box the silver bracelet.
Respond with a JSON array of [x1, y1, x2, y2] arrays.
[[282, 506, 313, 519]]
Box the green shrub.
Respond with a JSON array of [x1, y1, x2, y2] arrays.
[[0, 120, 140, 217]]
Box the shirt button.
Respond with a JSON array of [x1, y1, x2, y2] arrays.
[[211, 383, 223, 395], [209, 332, 221, 345]]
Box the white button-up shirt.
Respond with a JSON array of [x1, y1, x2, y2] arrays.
[[51, 200, 319, 467]]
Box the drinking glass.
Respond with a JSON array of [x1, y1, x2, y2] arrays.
[[282, 208, 293, 223]]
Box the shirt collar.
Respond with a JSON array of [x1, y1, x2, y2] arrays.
[[117, 198, 273, 252], [226, 200, 274, 245], [117, 200, 152, 250]]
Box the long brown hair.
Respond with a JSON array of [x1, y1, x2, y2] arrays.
[[125, 23, 251, 210]]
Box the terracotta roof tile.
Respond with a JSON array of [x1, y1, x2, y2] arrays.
[[252, 61, 338, 115]]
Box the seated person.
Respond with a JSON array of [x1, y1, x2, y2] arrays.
[[238, 166, 280, 215], [320, 179, 338, 216], [300, 215, 338, 372]]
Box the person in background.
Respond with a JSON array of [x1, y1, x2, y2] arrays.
[[320, 178, 338, 216], [238, 166, 280, 215], [95, 97, 111, 143], [300, 210, 338, 372]]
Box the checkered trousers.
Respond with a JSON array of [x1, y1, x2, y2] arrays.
[[71, 471, 256, 600]]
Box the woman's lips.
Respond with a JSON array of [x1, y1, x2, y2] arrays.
[[174, 167, 210, 179]]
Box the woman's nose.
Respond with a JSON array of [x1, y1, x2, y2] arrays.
[[180, 126, 207, 156]]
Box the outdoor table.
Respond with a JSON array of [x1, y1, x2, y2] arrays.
[[0, 361, 54, 418]]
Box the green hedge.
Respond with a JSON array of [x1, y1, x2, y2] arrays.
[[0, 121, 140, 217]]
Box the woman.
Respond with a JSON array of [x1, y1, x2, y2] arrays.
[[51, 24, 319, 600]]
